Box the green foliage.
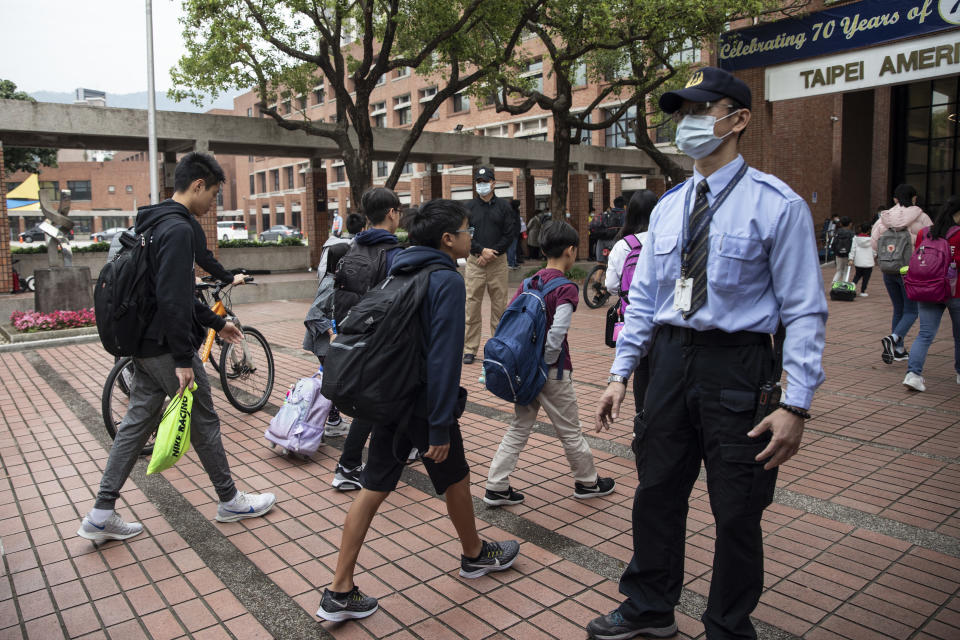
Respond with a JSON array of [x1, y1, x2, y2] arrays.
[[11, 245, 46, 254], [523, 263, 588, 282], [1, 80, 58, 174], [218, 237, 304, 248], [73, 242, 110, 253]]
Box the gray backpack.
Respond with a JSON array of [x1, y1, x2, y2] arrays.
[[877, 226, 913, 275]]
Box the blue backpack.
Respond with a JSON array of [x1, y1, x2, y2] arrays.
[[483, 275, 575, 405]]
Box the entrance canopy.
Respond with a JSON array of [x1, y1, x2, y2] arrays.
[[6, 173, 40, 211]]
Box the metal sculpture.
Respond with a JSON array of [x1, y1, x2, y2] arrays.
[[37, 188, 74, 267]]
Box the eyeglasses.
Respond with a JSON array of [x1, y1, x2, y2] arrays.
[[670, 102, 738, 123], [452, 226, 475, 238]]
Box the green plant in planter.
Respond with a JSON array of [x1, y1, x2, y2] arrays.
[[522, 262, 587, 281], [11, 245, 47, 254], [73, 242, 110, 253]]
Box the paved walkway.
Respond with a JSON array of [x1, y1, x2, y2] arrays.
[[1, 271, 958, 640]]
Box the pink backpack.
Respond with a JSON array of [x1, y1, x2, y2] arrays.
[[904, 226, 960, 303], [618, 235, 643, 314]]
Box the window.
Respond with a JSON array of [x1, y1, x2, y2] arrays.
[[396, 67, 410, 78], [125, 185, 133, 193], [604, 105, 638, 148], [453, 93, 469, 113], [371, 101, 386, 128], [107, 185, 116, 194], [271, 169, 280, 191], [401, 163, 413, 175], [298, 95, 307, 110], [376, 74, 386, 86], [570, 114, 592, 145], [67, 180, 92, 200], [419, 86, 437, 102], [573, 62, 587, 87], [394, 94, 411, 126], [258, 173, 267, 193], [246, 107, 253, 117], [283, 99, 291, 114], [484, 124, 510, 138], [250, 175, 256, 194], [216, 190, 223, 207], [313, 85, 325, 104], [516, 118, 548, 140], [521, 58, 544, 93], [376, 161, 389, 178], [334, 166, 346, 183], [669, 39, 702, 66], [38, 180, 58, 198], [285, 166, 295, 189], [654, 118, 677, 144]]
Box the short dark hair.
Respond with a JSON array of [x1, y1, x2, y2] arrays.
[[360, 187, 400, 225], [613, 196, 626, 208], [510, 199, 521, 213], [859, 222, 871, 234], [174, 152, 225, 192], [539, 220, 579, 257], [407, 199, 467, 248], [346, 213, 365, 235], [893, 183, 918, 207], [839, 216, 851, 227]]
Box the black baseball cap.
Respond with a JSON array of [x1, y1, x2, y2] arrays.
[[659, 66, 751, 114], [474, 166, 495, 182]]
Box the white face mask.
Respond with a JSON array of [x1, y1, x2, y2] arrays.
[[476, 182, 492, 196], [674, 110, 739, 159]]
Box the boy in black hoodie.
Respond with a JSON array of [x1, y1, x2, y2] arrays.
[[316, 199, 521, 623], [78, 153, 276, 543]]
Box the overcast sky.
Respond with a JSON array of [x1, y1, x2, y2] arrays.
[[0, 0, 201, 94]]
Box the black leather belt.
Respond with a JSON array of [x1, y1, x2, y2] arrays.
[[659, 324, 770, 347]]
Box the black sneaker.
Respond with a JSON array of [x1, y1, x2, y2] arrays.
[[460, 540, 520, 578], [574, 477, 616, 500], [462, 353, 476, 365], [586, 610, 677, 639], [332, 464, 363, 491], [483, 487, 525, 506], [881, 335, 895, 364], [316, 586, 378, 622], [893, 349, 909, 361]]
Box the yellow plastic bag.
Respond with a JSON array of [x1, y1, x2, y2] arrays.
[[146, 383, 196, 475]]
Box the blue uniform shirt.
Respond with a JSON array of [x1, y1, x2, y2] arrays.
[[611, 155, 828, 409]]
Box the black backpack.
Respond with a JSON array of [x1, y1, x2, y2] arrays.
[[832, 229, 854, 257], [332, 242, 392, 326], [321, 263, 450, 425], [94, 215, 175, 356]]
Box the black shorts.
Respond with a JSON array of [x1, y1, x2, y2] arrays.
[[361, 421, 470, 495]]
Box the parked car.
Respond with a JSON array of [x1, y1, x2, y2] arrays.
[[217, 220, 249, 241], [18, 225, 73, 243], [259, 225, 302, 242], [91, 227, 128, 243]]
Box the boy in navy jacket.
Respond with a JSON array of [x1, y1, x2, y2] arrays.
[[316, 199, 521, 623]]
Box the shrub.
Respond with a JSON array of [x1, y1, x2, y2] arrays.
[[10, 308, 96, 333], [218, 237, 305, 248], [11, 245, 46, 254], [522, 263, 588, 281], [73, 242, 110, 253]]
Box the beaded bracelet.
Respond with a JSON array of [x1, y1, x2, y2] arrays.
[[778, 402, 811, 420]]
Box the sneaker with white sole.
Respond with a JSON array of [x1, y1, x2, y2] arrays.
[[881, 335, 895, 364], [574, 477, 616, 499], [216, 491, 276, 522], [483, 487, 525, 506], [332, 464, 363, 491], [324, 413, 350, 437], [77, 512, 143, 542], [893, 349, 910, 361], [460, 540, 520, 578], [316, 586, 378, 622], [859, 292, 868, 297], [903, 372, 926, 392]]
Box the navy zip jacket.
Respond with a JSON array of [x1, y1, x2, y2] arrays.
[[389, 246, 464, 446], [135, 201, 226, 367]]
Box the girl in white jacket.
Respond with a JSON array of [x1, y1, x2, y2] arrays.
[[849, 223, 876, 297]]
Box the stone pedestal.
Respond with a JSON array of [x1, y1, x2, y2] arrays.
[[35, 267, 93, 313]]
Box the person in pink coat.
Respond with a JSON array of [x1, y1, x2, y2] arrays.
[[871, 184, 934, 364]]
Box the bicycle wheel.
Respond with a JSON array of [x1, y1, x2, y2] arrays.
[[583, 265, 610, 309], [207, 337, 221, 374], [219, 326, 274, 413], [102, 357, 157, 456]]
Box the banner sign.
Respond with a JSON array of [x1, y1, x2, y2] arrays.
[[720, 0, 960, 71], [765, 30, 960, 100]]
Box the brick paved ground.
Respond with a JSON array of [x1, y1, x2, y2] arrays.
[[1, 268, 958, 639]]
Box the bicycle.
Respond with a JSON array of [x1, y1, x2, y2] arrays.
[[583, 237, 617, 309], [102, 275, 276, 454]]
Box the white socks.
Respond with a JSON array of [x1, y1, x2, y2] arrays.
[[89, 508, 114, 525]]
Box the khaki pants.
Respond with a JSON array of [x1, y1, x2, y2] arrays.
[[486, 368, 598, 491], [464, 253, 509, 355]]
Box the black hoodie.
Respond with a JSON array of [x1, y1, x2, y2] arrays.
[[135, 200, 226, 367]]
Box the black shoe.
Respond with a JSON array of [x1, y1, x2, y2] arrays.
[[586, 610, 677, 639], [893, 349, 909, 361], [574, 477, 616, 499], [462, 353, 475, 365], [460, 540, 520, 578], [332, 464, 363, 491], [881, 335, 895, 364], [316, 586, 378, 622], [483, 487, 525, 506]]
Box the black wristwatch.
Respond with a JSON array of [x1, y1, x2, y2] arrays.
[[778, 403, 811, 420]]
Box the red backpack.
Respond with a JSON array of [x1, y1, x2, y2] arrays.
[[904, 226, 960, 303]]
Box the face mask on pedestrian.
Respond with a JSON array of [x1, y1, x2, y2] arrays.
[[674, 110, 739, 159], [476, 182, 492, 196]]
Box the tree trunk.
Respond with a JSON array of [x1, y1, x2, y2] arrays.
[[632, 113, 688, 186], [548, 109, 572, 216]]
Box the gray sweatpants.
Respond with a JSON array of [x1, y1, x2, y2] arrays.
[[94, 353, 237, 510]]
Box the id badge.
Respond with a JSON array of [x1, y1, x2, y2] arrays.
[[673, 278, 693, 312]]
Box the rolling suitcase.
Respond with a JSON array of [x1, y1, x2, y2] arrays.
[[830, 265, 857, 301]]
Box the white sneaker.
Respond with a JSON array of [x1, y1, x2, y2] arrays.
[[216, 491, 277, 522], [859, 292, 868, 297], [77, 512, 143, 542], [324, 417, 350, 437], [903, 372, 926, 392]]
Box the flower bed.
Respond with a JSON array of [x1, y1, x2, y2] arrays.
[[10, 308, 96, 333]]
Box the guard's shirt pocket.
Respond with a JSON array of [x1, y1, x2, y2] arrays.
[[653, 234, 680, 283], [712, 234, 765, 291]]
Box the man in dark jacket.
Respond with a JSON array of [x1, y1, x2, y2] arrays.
[[462, 165, 518, 364], [77, 152, 276, 543]]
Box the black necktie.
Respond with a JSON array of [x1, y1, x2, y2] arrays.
[[683, 180, 711, 319]]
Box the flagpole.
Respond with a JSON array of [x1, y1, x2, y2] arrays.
[[146, 0, 159, 205]]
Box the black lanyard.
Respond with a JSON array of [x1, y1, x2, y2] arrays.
[[681, 162, 749, 275]]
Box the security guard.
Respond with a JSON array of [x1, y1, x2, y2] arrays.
[[463, 165, 518, 364], [588, 67, 828, 640]]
